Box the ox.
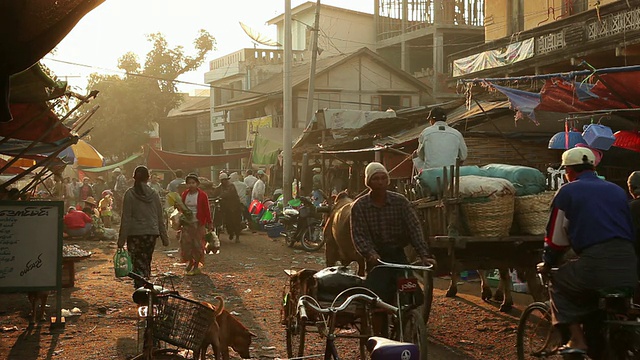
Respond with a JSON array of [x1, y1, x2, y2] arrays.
[[323, 191, 515, 312]]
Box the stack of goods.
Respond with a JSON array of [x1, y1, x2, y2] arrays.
[[514, 191, 555, 235], [417, 165, 484, 197], [62, 244, 91, 258], [481, 164, 552, 236], [458, 175, 516, 237]]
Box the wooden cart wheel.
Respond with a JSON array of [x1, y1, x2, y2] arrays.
[[422, 270, 434, 324], [285, 314, 306, 358]]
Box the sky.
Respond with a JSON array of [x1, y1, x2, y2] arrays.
[[42, 0, 373, 94]]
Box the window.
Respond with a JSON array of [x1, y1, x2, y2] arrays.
[[563, 0, 588, 16], [371, 95, 404, 111]]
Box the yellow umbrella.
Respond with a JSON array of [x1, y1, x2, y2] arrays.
[[60, 140, 105, 167]]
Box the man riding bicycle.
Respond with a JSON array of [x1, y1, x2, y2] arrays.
[[350, 163, 436, 335], [542, 147, 638, 356]]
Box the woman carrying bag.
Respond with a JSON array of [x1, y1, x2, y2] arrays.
[[117, 166, 169, 288], [180, 173, 212, 275]]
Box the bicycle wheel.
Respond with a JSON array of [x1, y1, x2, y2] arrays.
[[285, 314, 306, 358], [300, 225, 325, 252], [401, 309, 428, 360], [517, 302, 562, 360], [422, 271, 434, 325]]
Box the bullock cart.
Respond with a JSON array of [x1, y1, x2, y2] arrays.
[[410, 164, 548, 323]]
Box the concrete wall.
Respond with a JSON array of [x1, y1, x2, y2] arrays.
[[485, 0, 618, 42], [275, 7, 375, 56]]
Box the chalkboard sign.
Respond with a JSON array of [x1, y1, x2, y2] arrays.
[[0, 201, 63, 292]]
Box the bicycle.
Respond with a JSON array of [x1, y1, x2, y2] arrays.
[[516, 264, 640, 359], [369, 260, 431, 360], [296, 288, 422, 360], [128, 272, 218, 360]]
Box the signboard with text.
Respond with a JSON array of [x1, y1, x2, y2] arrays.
[[0, 201, 63, 292]]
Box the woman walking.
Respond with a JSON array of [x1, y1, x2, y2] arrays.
[[118, 166, 168, 288], [180, 173, 211, 275], [213, 172, 243, 242]]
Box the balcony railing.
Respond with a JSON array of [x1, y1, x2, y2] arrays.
[[209, 48, 306, 71], [450, 1, 640, 78], [376, 0, 484, 41]]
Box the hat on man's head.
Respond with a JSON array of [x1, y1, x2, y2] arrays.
[[113, 167, 122, 173], [364, 162, 390, 186], [85, 196, 97, 206], [427, 107, 447, 122], [313, 167, 321, 173], [219, 173, 229, 181], [185, 173, 200, 183], [561, 147, 596, 167], [257, 170, 265, 176]]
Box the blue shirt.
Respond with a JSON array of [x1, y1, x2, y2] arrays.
[[545, 171, 634, 255]]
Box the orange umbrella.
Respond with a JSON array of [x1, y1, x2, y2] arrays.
[[59, 139, 104, 167]]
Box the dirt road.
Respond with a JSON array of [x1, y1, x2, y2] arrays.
[[1, 230, 524, 359]]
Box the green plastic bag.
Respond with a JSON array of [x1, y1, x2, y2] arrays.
[[114, 248, 132, 278]]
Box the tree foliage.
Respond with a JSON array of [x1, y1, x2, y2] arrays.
[[84, 30, 216, 159]]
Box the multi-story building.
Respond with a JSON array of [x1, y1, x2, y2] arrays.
[[373, 0, 485, 99], [450, 0, 640, 80]]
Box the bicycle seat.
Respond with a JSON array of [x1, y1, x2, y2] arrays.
[[367, 337, 419, 360]]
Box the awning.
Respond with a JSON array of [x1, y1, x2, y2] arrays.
[[147, 148, 251, 171], [82, 153, 142, 173]]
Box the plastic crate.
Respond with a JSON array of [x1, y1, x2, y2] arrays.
[[582, 124, 615, 150]]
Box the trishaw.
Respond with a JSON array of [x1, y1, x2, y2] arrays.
[[281, 260, 432, 360]]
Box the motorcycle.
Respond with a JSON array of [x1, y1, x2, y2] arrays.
[[280, 196, 330, 251]]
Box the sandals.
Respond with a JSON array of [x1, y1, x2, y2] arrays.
[[558, 346, 587, 356]]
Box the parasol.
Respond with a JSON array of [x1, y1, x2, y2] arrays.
[[59, 139, 105, 167]]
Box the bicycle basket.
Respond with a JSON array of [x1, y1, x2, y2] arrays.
[[154, 294, 217, 352]]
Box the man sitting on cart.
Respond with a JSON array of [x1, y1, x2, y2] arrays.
[[350, 162, 436, 331], [541, 147, 637, 356]]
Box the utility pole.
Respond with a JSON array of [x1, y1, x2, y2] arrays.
[[283, 0, 293, 203], [304, 0, 321, 127]]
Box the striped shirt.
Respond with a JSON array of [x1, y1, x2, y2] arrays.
[[351, 191, 430, 258]]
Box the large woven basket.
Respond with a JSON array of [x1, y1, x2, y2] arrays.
[[514, 191, 555, 235], [460, 194, 515, 237]]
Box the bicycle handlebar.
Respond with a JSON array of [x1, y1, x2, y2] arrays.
[[375, 259, 433, 272], [128, 272, 154, 288], [297, 292, 398, 321]]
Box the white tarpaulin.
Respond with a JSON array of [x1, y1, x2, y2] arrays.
[[316, 109, 396, 139], [453, 38, 535, 77]]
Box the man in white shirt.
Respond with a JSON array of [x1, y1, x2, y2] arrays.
[[416, 107, 468, 170], [243, 169, 258, 206], [251, 170, 266, 202]]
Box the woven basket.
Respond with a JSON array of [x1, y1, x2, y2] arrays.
[[154, 294, 217, 352], [514, 191, 555, 235], [460, 194, 515, 237]]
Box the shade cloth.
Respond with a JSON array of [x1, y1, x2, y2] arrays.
[[147, 148, 250, 171], [1, 0, 105, 122], [1, 103, 71, 142], [487, 67, 640, 122], [0, 136, 76, 156]]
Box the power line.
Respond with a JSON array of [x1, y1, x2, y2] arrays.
[[44, 57, 270, 96]]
